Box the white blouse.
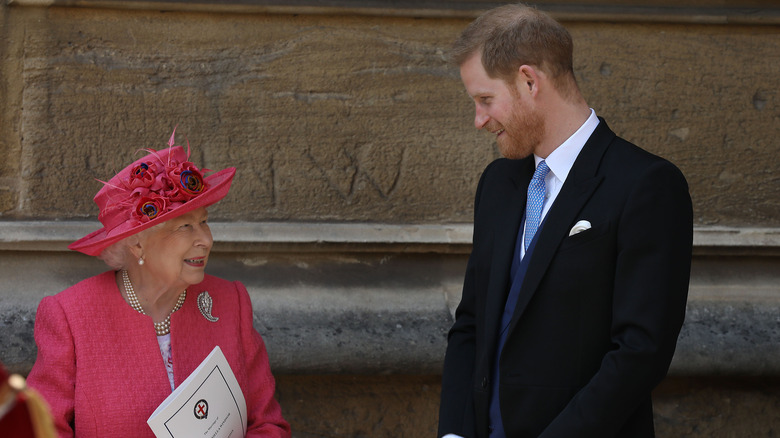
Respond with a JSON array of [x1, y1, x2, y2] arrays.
[[156, 333, 175, 391]]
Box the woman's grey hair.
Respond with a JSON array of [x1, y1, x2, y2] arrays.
[[98, 238, 132, 270], [97, 223, 164, 270]]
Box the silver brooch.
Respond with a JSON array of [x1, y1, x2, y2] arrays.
[[197, 291, 219, 322]]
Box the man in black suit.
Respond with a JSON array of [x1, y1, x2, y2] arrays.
[[438, 4, 693, 438]]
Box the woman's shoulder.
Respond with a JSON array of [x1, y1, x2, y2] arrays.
[[199, 274, 242, 288], [36, 271, 119, 320], [48, 271, 117, 302], [195, 274, 247, 297], [187, 275, 252, 322]]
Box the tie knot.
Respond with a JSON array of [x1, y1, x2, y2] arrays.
[[533, 160, 550, 181]]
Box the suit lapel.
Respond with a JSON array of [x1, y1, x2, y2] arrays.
[[505, 120, 616, 335], [482, 158, 534, 351]]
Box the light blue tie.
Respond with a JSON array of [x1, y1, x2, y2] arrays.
[[524, 160, 550, 252]]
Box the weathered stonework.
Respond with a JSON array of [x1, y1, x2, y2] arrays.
[[4, 7, 488, 223], [276, 374, 443, 438], [274, 375, 780, 437], [1, 5, 778, 225], [569, 22, 780, 226]]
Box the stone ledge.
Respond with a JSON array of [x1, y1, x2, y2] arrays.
[[0, 221, 474, 253], [2, 221, 780, 254], [693, 226, 780, 256]]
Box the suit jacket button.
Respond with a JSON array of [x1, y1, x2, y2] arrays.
[[482, 377, 488, 388]]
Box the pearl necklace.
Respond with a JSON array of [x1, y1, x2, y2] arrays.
[[121, 270, 186, 336]]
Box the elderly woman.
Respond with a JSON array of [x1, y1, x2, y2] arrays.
[[27, 131, 291, 438]]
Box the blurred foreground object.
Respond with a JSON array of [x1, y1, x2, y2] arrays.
[[0, 362, 56, 438]]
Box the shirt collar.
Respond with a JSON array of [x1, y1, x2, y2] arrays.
[[534, 109, 599, 182]]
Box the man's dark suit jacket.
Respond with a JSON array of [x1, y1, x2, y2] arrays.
[[438, 119, 693, 438]]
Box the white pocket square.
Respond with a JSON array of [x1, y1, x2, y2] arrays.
[[569, 220, 592, 236]]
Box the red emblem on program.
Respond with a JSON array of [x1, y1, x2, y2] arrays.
[[194, 399, 209, 419]]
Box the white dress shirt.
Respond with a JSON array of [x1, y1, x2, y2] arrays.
[[519, 109, 599, 259]]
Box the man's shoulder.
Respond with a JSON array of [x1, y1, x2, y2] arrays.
[[577, 119, 688, 193], [591, 134, 690, 202], [481, 156, 532, 179], [606, 136, 683, 176], [593, 120, 676, 168]]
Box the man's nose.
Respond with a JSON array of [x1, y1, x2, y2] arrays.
[[474, 106, 489, 129]]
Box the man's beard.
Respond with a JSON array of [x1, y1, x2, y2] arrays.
[[494, 99, 545, 160]]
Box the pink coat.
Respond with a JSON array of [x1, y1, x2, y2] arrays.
[[27, 271, 291, 438]]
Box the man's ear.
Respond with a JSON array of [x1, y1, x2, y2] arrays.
[[516, 65, 541, 96]]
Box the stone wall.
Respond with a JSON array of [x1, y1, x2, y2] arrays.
[[1, 1, 779, 436], [2, 2, 779, 226]]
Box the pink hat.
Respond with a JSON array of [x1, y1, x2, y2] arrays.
[[69, 130, 236, 256]]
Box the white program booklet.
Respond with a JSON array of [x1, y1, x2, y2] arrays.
[[147, 346, 247, 438]]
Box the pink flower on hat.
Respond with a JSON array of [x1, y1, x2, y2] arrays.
[[135, 194, 168, 223], [126, 161, 160, 198], [128, 162, 155, 187], [165, 161, 208, 202]]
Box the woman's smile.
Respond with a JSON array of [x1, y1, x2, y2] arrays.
[[184, 256, 206, 267]]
